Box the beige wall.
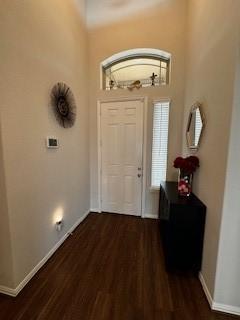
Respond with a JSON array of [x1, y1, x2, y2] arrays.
[[214, 38, 240, 308], [0, 0, 89, 288], [88, 0, 188, 214], [183, 0, 240, 297], [0, 122, 14, 288]]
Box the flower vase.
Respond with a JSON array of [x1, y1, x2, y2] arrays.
[[178, 169, 193, 197]]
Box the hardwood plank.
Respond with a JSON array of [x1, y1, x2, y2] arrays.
[[0, 213, 238, 320]]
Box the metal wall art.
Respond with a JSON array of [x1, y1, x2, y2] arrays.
[[50, 82, 76, 128]]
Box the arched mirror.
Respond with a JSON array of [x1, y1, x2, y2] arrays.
[[186, 102, 205, 150]]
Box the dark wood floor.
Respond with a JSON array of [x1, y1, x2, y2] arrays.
[[0, 213, 238, 320]]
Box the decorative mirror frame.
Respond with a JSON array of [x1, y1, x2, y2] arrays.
[[186, 102, 205, 150]]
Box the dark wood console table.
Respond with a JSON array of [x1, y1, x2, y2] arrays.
[[159, 181, 206, 272]]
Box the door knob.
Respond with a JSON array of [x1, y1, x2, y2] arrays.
[[137, 174, 142, 178], [138, 167, 142, 171]]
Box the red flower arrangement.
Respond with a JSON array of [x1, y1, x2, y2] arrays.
[[173, 156, 199, 174]]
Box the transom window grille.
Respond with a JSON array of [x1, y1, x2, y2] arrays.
[[102, 56, 170, 91], [151, 101, 170, 189]]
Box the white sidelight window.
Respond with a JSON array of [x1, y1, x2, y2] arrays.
[[151, 101, 170, 189]]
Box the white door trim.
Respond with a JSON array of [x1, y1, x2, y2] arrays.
[[97, 96, 148, 218]]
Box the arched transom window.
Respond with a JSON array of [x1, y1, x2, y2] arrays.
[[101, 48, 171, 90]]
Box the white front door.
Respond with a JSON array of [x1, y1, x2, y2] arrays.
[[100, 99, 144, 216]]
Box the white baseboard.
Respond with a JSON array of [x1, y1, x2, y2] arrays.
[[90, 210, 158, 220], [90, 208, 101, 213], [0, 285, 16, 297], [0, 210, 90, 297], [199, 272, 213, 307], [212, 302, 240, 316], [143, 213, 158, 219], [199, 272, 240, 316]]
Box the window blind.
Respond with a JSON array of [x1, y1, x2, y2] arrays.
[[151, 101, 170, 188]]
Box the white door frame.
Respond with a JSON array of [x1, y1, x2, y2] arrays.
[[97, 96, 148, 218]]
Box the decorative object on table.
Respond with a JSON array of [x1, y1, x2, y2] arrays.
[[186, 102, 205, 150], [50, 82, 76, 128], [109, 79, 115, 90], [173, 156, 200, 196], [127, 80, 142, 91], [150, 72, 158, 86]]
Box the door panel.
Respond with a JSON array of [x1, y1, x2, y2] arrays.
[[108, 124, 121, 163], [123, 124, 137, 164], [101, 100, 144, 216]]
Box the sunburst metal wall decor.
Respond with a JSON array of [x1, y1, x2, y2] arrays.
[[50, 82, 76, 128]]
